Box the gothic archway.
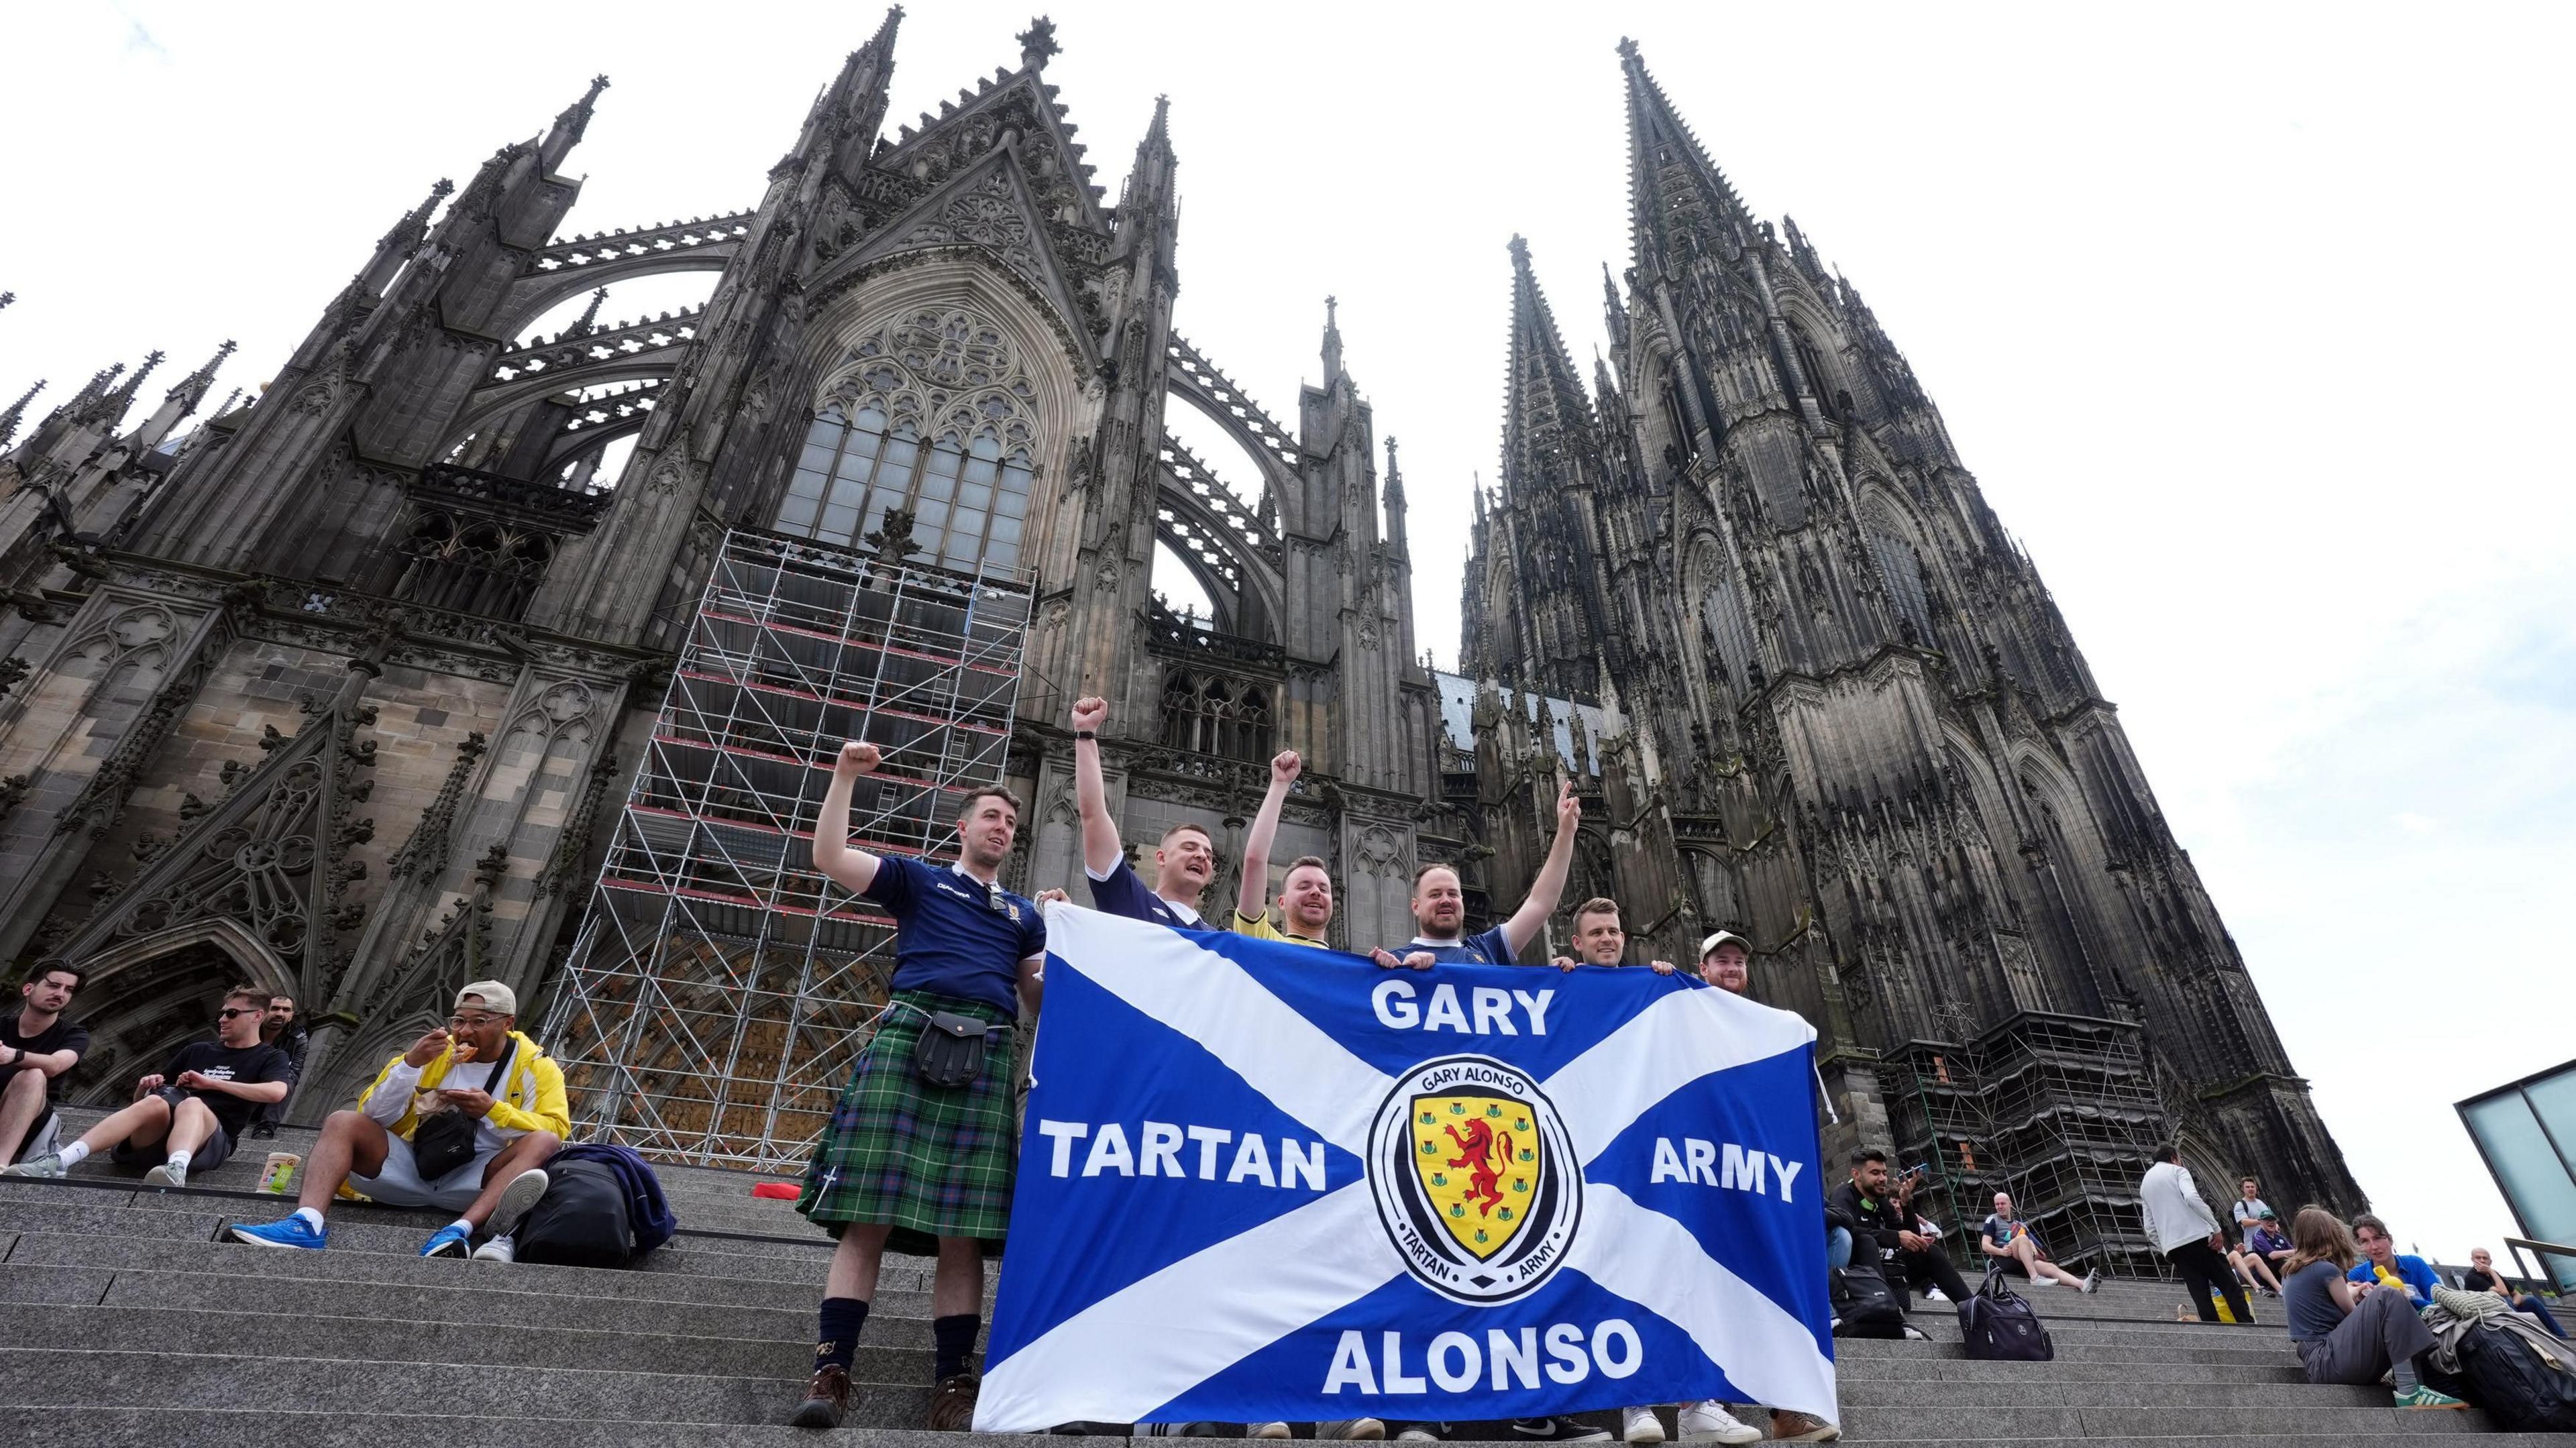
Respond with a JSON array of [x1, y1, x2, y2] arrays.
[[61, 917, 291, 1106]]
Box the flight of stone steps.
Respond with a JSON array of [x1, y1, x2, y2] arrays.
[[1, 1115, 2567, 1447]]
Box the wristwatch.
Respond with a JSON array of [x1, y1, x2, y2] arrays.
[[1074, 730, 1096, 741]]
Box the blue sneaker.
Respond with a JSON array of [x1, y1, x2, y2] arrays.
[[229, 1214, 326, 1250], [420, 1223, 474, 1259]]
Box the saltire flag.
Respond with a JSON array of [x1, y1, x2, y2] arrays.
[[975, 905, 1835, 1430]]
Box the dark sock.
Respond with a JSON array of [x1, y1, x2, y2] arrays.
[[816, 1296, 869, 1372], [932, 1313, 979, 1380]]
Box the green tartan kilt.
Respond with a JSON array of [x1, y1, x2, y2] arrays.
[[796, 989, 1018, 1255]]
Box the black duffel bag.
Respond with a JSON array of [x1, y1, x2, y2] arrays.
[[2456, 1321, 2576, 1432], [513, 1158, 636, 1268], [1960, 1266, 2055, 1361]]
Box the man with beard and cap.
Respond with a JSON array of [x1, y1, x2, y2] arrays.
[[785, 742, 1045, 1432], [1070, 695, 1220, 932]]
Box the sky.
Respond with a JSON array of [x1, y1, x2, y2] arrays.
[[3, 2, 2571, 1268]]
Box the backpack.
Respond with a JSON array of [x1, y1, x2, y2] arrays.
[[513, 1158, 636, 1268], [1831, 1260, 1909, 1339], [1960, 1267, 2055, 1361], [2455, 1321, 2576, 1431]]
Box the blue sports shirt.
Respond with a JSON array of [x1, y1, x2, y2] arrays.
[[862, 856, 1046, 1015]]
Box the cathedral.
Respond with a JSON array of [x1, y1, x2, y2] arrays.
[[0, 13, 2357, 1267]]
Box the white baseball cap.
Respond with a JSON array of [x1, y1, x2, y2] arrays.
[[1698, 930, 1752, 960]]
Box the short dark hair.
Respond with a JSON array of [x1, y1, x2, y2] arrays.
[[26, 964, 82, 992], [1850, 1147, 1888, 1168], [2241, 1176, 2259, 1189], [2154, 1142, 2180, 1164], [955, 785, 1021, 822], [1412, 861, 1460, 891], [1281, 855, 1331, 885], [1161, 822, 1213, 848], [2352, 1213, 2390, 1239], [269, 994, 296, 1009], [1571, 897, 1623, 928], [223, 984, 269, 1010]]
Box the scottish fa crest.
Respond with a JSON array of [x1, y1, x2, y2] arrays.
[[1368, 1054, 1580, 1304]]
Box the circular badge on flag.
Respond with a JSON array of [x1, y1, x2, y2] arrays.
[[1366, 1053, 1580, 1304]]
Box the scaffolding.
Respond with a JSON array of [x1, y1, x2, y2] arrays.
[[1892, 1011, 2172, 1277], [541, 528, 1033, 1171]]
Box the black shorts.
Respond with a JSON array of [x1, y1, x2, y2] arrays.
[[113, 1121, 235, 1173], [1988, 1256, 2029, 1278]]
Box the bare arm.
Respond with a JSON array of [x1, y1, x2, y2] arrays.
[[3, 1046, 78, 1076], [1018, 954, 1046, 1017], [1500, 777, 1582, 957], [2327, 1272, 2359, 1314], [1069, 696, 1123, 877], [811, 742, 885, 895], [184, 1074, 289, 1104], [1238, 750, 1299, 922]]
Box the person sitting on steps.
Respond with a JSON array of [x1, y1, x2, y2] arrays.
[[2279, 1206, 2468, 1410], [1831, 1148, 1970, 1313], [2464, 1247, 2569, 1339], [7, 982, 287, 1188], [226, 981, 566, 1262], [1980, 1192, 2099, 1293], [0, 964, 89, 1169]]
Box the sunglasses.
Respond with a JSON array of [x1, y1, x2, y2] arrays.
[[217, 1007, 261, 1020]]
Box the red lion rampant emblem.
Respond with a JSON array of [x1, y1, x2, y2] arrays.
[[1443, 1119, 1514, 1217]]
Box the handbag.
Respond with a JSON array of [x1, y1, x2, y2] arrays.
[[410, 1035, 514, 1179], [913, 1010, 1005, 1089]]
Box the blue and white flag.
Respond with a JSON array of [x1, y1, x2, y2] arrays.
[[976, 905, 1834, 1431]]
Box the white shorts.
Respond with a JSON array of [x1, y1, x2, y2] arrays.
[[351, 1134, 504, 1213]]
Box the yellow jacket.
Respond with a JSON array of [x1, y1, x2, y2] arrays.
[[356, 1029, 571, 1141]]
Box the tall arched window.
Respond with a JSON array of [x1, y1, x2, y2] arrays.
[[779, 309, 1042, 572], [1864, 502, 1933, 643]]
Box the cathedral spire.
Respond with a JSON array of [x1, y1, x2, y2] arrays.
[[1617, 38, 1757, 271], [1383, 435, 1408, 558], [1017, 15, 1061, 72], [0, 378, 42, 451], [1500, 235, 1597, 502], [363, 177, 453, 294], [540, 73, 610, 172], [1321, 294, 1345, 386], [130, 339, 235, 448]]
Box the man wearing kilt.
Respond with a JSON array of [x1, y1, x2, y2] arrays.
[[792, 740, 1047, 1432]]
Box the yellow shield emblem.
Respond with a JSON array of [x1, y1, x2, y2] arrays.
[[1407, 1091, 1541, 1261]]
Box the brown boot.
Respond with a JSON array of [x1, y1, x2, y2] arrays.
[[1768, 1410, 1840, 1443], [926, 1372, 981, 1432], [789, 1363, 852, 1429]]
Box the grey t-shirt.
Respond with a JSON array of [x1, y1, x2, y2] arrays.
[[2283, 1260, 2347, 1344]]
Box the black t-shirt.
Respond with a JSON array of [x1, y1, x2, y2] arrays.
[[0, 1013, 90, 1107], [164, 1040, 290, 1141], [2464, 1269, 2500, 1293]]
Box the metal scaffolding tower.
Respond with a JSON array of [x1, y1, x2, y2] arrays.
[[1891, 1011, 2173, 1277], [541, 528, 1032, 1170]]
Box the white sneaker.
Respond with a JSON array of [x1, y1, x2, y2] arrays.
[[1923, 1287, 1949, 1302], [142, 1160, 188, 1189], [472, 1233, 517, 1263], [1252, 1427, 1292, 1441], [1619, 1406, 1666, 1444], [485, 1168, 549, 1239], [1318, 1421, 1385, 1441], [2081, 1270, 2100, 1294], [1395, 1430, 1444, 1443], [1674, 1403, 1760, 1445]]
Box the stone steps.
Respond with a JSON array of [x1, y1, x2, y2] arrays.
[[4, 1163, 2571, 1447]]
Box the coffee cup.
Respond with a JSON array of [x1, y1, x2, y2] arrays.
[[260, 1152, 301, 1194]]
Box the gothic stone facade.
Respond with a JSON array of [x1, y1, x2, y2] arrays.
[[1448, 42, 2359, 1215], [0, 19, 2354, 1223], [0, 15, 1431, 1119]]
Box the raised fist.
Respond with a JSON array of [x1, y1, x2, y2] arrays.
[[1070, 696, 1108, 733], [1271, 749, 1302, 786], [834, 740, 882, 779]]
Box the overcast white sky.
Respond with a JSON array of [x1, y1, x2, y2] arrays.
[[4, 2, 2571, 1268]]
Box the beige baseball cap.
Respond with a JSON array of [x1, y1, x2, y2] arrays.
[[455, 980, 517, 1016], [1698, 930, 1752, 961]]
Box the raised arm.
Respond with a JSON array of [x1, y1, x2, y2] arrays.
[[1238, 749, 1300, 922], [1070, 695, 1123, 877], [1500, 776, 1582, 957], [811, 741, 885, 895]]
